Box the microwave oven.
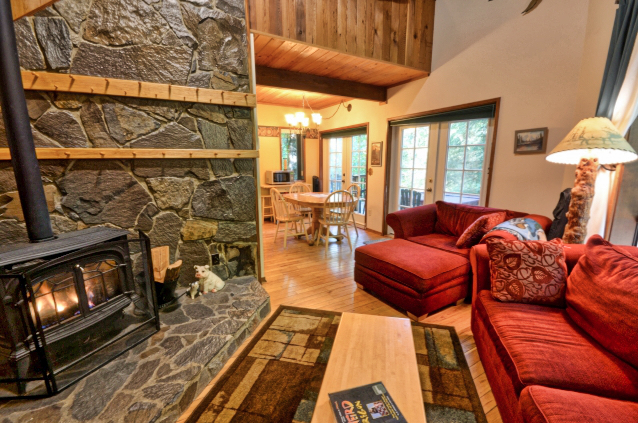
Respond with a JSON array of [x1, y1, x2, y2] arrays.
[[266, 170, 295, 184]]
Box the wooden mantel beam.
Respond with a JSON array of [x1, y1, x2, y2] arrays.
[[11, 0, 59, 20], [22, 71, 257, 107], [0, 148, 259, 160], [255, 66, 387, 103]]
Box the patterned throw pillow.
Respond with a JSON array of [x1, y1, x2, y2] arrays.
[[486, 238, 568, 306], [456, 212, 507, 248], [485, 217, 547, 241]]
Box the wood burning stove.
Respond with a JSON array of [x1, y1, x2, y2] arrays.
[[0, 228, 159, 398]]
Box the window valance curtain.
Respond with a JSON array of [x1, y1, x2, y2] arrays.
[[389, 104, 496, 127], [320, 126, 367, 139]]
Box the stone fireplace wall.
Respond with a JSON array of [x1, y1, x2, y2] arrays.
[[0, 0, 257, 286]]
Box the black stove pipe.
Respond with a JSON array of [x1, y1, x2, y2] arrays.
[[0, 0, 54, 242]]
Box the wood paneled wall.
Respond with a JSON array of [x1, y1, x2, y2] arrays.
[[248, 0, 435, 71]]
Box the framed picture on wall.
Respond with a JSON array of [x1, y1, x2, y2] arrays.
[[371, 142, 383, 166], [514, 128, 549, 154]]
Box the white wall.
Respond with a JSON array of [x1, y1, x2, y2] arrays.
[[314, 0, 617, 233], [256, 103, 320, 185]]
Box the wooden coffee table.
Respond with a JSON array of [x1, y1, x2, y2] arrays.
[[311, 313, 427, 423]]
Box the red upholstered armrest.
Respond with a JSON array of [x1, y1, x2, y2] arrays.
[[386, 204, 437, 239], [470, 243, 587, 308], [470, 245, 491, 308]]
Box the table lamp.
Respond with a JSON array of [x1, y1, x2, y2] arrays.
[[546, 117, 638, 244]]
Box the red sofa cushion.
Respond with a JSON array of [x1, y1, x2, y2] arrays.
[[486, 238, 567, 307], [475, 290, 638, 401], [520, 385, 638, 423], [456, 212, 507, 248], [434, 201, 504, 237], [407, 233, 471, 258], [566, 235, 638, 368], [354, 239, 470, 294]]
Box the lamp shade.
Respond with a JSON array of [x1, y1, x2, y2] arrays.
[[546, 117, 638, 165]]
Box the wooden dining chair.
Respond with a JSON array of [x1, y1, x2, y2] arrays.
[[290, 182, 313, 226], [318, 190, 356, 253], [270, 188, 309, 249], [345, 183, 361, 237]]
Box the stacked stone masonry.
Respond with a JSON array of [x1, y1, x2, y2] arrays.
[[0, 277, 271, 423], [0, 0, 257, 286]]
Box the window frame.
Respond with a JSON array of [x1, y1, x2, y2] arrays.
[[280, 129, 305, 181]]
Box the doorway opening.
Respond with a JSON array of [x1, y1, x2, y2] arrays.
[[320, 125, 369, 229]]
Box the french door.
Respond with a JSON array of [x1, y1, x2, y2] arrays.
[[325, 135, 368, 226], [388, 118, 493, 219]]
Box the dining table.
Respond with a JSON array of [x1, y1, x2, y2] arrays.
[[283, 192, 353, 246]]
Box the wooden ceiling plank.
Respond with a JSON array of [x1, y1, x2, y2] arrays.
[[305, 0, 317, 44], [255, 37, 286, 62], [256, 65, 386, 102], [397, 0, 408, 65], [281, 44, 321, 70], [355, 0, 367, 58], [345, 0, 356, 55], [328, 57, 379, 80], [252, 33, 271, 55], [294, 50, 341, 74], [287, 48, 332, 73], [268, 41, 314, 69], [310, 53, 360, 79], [261, 39, 298, 67], [337, 0, 347, 52]]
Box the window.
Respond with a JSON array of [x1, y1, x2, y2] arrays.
[[398, 126, 430, 210], [281, 130, 304, 180], [443, 119, 488, 205]]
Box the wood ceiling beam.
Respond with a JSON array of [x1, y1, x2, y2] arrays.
[[11, 0, 59, 20], [255, 65, 387, 103]]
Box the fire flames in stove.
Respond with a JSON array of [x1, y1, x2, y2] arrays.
[[29, 259, 125, 329]]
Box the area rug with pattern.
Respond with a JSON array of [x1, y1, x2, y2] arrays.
[[187, 306, 487, 423]]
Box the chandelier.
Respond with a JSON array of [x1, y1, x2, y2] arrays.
[[285, 95, 322, 129]]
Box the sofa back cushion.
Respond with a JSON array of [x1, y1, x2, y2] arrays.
[[456, 212, 507, 248], [434, 201, 504, 237], [486, 238, 568, 306], [566, 235, 638, 368]]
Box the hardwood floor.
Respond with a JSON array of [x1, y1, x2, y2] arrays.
[[179, 223, 503, 423]]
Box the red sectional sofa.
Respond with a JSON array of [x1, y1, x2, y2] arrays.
[[354, 202, 551, 321], [471, 243, 638, 423]]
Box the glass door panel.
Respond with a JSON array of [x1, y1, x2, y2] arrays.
[[350, 135, 367, 217], [398, 126, 430, 210], [328, 138, 343, 192]]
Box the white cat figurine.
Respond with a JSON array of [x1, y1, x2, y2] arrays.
[[194, 265, 226, 294], [189, 281, 200, 299]]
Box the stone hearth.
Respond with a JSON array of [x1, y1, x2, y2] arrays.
[[0, 277, 270, 423]]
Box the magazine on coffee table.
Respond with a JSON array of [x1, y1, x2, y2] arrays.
[[328, 382, 408, 422]]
